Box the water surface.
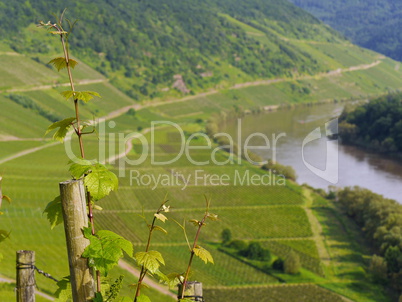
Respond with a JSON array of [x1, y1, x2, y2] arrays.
[[223, 103, 402, 202]]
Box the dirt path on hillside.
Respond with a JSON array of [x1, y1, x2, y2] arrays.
[[103, 128, 151, 164], [0, 52, 22, 56], [0, 275, 55, 301], [118, 260, 177, 299], [231, 60, 381, 89], [0, 142, 59, 165], [302, 188, 332, 267], [103, 89, 219, 122], [0, 78, 107, 94]]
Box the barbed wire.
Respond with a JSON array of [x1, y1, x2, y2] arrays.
[[34, 266, 59, 283], [16, 262, 59, 283]]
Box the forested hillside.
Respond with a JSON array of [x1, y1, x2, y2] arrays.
[[0, 0, 344, 100], [339, 93, 402, 153], [289, 0, 402, 61]]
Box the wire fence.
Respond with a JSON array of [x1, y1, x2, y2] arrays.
[[16, 261, 59, 283]]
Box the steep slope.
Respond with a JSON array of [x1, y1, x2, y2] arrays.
[[289, 0, 402, 62], [1, 0, 345, 99]]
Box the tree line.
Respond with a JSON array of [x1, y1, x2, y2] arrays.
[[339, 93, 402, 153], [337, 186, 402, 290]]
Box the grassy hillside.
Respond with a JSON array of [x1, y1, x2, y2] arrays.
[[289, 0, 402, 62]]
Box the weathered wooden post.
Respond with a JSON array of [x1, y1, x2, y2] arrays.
[[16, 250, 36, 302], [60, 179, 94, 301], [178, 281, 204, 301]]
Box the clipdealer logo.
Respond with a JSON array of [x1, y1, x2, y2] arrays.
[[302, 118, 339, 184], [63, 118, 339, 188]]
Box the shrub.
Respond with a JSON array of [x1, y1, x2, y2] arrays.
[[284, 250, 300, 274], [206, 122, 219, 136], [227, 240, 248, 251], [239, 242, 271, 261], [126, 108, 136, 116], [261, 160, 296, 181], [221, 229, 232, 245]]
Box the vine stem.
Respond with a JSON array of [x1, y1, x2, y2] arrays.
[[87, 192, 101, 292], [53, 19, 100, 291], [134, 207, 161, 302], [180, 213, 208, 300], [54, 23, 85, 158]]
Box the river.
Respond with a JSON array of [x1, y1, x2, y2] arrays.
[[223, 102, 402, 203]]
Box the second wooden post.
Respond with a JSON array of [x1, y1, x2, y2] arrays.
[[60, 179, 94, 301], [16, 250, 36, 302]]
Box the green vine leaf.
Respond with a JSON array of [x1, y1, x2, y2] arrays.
[[154, 213, 167, 223], [207, 213, 218, 221], [45, 117, 76, 142], [69, 159, 94, 179], [136, 295, 151, 302], [92, 292, 103, 302], [69, 161, 118, 201], [48, 57, 78, 71], [61, 90, 101, 103], [154, 269, 168, 282], [93, 204, 103, 211], [152, 225, 167, 235], [54, 276, 72, 302], [84, 164, 118, 201], [43, 196, 63, 229], [82, 227, 133, 276], [193, 245, 214, 264], [134, 250, 165, 274], [2, 195, 11, 204], [0, 194, 11, 214], [165, 273, 183, 289], [189, 219, 201, 227]]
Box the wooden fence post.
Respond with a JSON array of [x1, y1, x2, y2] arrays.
[[178, 281, 204, 301], [16, 250, 35, 302], [60, 179, 94, 301]]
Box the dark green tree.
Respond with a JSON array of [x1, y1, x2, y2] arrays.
[[385, 246, 402, 274], [369, 254, 388, 283], [272, 258, 284, 271]]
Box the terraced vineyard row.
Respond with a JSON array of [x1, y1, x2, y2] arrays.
[[204, 284, 347, 302]]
